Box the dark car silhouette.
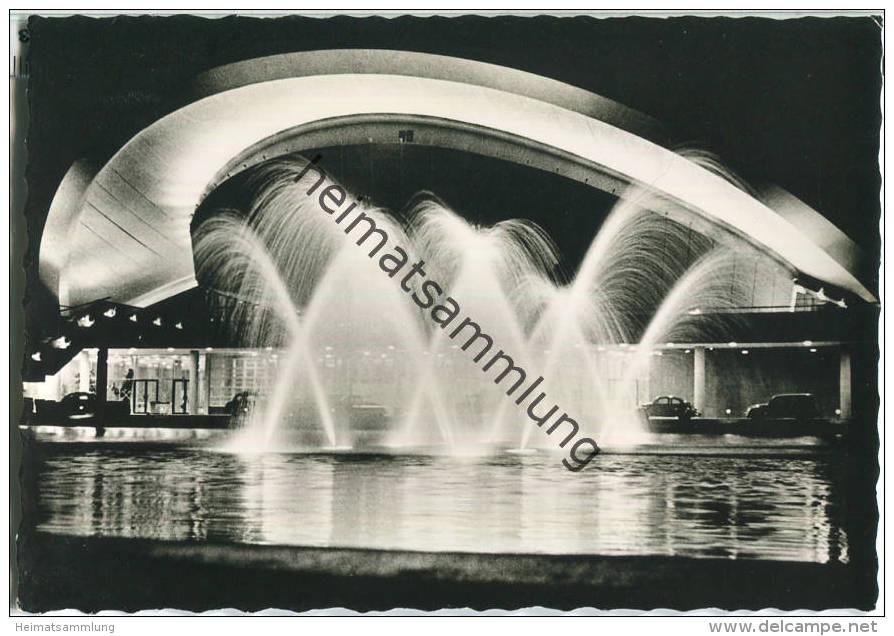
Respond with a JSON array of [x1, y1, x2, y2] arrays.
[[746, 393, 820, 421], [640, 396, 699, 421], [225, 391, 256, 416], [59, 392, 97, 420]]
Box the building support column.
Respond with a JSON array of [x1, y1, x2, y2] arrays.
[[78, 351, 91, 392], [189, 350, 200, 415], [693, 347, 706, 415], [839, 347, 852, 420], [789, 283, 800, 312], [95, 347, 108, 434], [202, 353, 213, 414]]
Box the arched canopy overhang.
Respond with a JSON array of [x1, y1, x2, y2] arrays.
[[40, 50, 873, 308]]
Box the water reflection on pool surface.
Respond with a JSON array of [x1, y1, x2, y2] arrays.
[[25, 435, 849, 564]]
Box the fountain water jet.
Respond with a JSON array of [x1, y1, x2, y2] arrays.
[[194, 213, 338, 449], [190, 153, 793, 458], [397, 196, 559, 449]]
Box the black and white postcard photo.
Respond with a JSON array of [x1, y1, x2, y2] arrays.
[[9, 9, 885, 623]]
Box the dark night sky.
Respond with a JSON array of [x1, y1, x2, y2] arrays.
[[23, 14, 882, 294]]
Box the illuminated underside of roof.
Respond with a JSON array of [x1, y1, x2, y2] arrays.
[[39, 50, 873, 309]]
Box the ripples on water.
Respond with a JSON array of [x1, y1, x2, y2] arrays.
[[26, 438, 848, 563]]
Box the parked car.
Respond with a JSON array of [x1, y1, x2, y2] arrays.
[[58, 392, 97, 420], [55, 392, 130, 420], [746, 393, 820, 420], [25, 392, 129, 426], [225, 391, 256, 417], [640, 396, 699, 421], [347, 404, 389, 431]]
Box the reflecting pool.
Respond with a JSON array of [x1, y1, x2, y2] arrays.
[[23, 433, 849, 563]]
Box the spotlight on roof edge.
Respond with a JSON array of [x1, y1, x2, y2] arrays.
[[52, 336, 70, 349], [103, 308, 117, 318], [129, 314, 138, 322], [31, 351, 41, 361], [152, 317, 162, 326], [77, 315, 94, 328], [175, 322, 183, 330]]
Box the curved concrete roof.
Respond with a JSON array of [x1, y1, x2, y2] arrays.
[[40, 49, 874, 307]]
